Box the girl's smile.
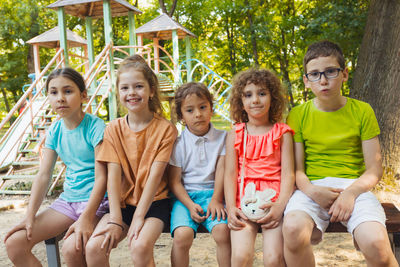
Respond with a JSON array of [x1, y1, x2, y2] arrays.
[[118, 69, 153, 113]]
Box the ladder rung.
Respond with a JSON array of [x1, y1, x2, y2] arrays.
[[20, 149, 35, 153], [1, 174, 58, 180], [12, 161, 62, 166], [0, 190, 31, 195]]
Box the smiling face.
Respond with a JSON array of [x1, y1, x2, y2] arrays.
[[241, 82, 271, 122], [48, 76, 86, 120], [118, 68, 154, 114], [181, 93, 212, 136], [304, 56, 348, 103]]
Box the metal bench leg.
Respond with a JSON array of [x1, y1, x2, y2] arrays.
[[45, 237, 61, 267]]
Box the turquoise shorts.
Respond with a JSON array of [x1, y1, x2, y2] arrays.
[[170, 189, 227, 237]]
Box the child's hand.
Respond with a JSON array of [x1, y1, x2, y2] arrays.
[[64, 215, 95, 252], [189, 203, 206, 223], [4, 216, 35, 242], [227, 207, 247, 231], [308, 184, 343, 210], [257, 201, 285, 229], [127, 216, 145, 246], [328, 190, 356, 222], [206, 198, 226, 221], [92, 222, 124, 256]]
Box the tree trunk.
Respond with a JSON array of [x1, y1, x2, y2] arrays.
[[245, 0, 259, 66], [159, 0, 178, 17], [1, 85, 10, 113], [350, 0, 400, 176]]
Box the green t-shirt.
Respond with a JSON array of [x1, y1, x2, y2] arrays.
[[287, 97, 380, 181]]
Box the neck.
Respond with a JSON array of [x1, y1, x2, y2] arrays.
[[314, 95, 347, 112], [246, 115, 273, 135], [63, 110, 85, 130], [127, 109, 154, 132]]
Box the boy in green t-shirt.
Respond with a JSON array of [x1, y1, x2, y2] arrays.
[[282, 41, 397, 266]]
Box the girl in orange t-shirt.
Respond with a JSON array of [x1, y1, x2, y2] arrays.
[[85, 55, 177, 266], [224, 69, 295, 266]]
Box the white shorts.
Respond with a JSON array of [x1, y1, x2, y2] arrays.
[[284, 177, 386, 243]]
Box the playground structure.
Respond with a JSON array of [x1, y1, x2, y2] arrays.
[[0, 0, 232, 195]]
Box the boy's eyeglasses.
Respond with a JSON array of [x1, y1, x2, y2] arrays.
[[305, 68, 343, 82]]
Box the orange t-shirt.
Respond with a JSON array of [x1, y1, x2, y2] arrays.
[[97, 114, 177, 207], [234, 122, 294, 207]]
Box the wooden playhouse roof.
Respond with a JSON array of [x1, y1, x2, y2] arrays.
[[47, 0, 142, 19], [136, 13, 196, 40], [27, 26, 87, 49]]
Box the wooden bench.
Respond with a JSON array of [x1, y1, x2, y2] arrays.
[[45, 202, 400, 267]]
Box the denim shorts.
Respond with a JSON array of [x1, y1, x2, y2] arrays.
[[170, 189, 228, 237]]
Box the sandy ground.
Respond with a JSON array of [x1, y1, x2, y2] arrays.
[[0, 191, 399, 266]]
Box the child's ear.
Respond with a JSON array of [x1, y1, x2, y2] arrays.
[[342, 68, 349, 82], [303, 75, 311, 89], [81, 90, 88, 100]]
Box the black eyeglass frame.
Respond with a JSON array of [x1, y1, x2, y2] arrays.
[[305, 68, 344, 82]]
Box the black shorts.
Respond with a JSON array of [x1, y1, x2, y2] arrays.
[[121, 198, 171, 226]]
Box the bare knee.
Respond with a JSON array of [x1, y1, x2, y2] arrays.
[[130, 238, 154, 262], [359, 232, 394, 264], [85, 236, 107, 264], [263, 249, 284, 267], [61, 238, 83, 262], [5, 231, 30, 262], [212, 224, 230, 245], [282, 212, 313, 250], [173, 227, 194, 251], [232, 245, 253, 264]]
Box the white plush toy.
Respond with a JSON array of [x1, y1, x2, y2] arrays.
[[240, 182, 276, 221]]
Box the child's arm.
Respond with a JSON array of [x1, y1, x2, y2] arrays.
[[258, 132, 295, 228], [224, 130, 247, 230], [64, 145, 107, 251], [294, 142, 343, 210], [168, 165, 206, 223], [329, 136, 383, 222], [127, 161, 168, 244], [4, 148, 58, 242], [93, 162, 124, 255], [207, 155, 226, 221]]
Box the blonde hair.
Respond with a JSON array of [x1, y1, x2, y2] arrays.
[[116, 55, 163, 116], [229, 68, 286, 124]]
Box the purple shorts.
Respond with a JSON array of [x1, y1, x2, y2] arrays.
[[49, 197, 109, 221]]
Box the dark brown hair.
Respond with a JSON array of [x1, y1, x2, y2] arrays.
[[116, 55, 163, 115], [46, 67, 86, 93], [303, 40, 345, 73], [229, 68, 285, 124], [174, 82, 213, 121]]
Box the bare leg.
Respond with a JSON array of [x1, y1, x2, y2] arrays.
[[230, 221, 258, 267], [62, 233, 87, 267], [262, 223, 285, 267], [171, 226, 194, 267], [282, 211, 316, 267], [85, 214, 127, 267], [5, 208, 74, 267], [211, 224, 231, 267], [354, 221, 398, 267], [129, 217, 164, 267]]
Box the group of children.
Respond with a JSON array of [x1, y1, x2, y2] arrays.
[[4, 40, 398, 267]]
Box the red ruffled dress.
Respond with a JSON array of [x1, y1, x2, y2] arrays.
[[235, 122, 294, 208]]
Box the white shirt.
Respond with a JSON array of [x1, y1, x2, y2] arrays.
[[169, 124, 226, 191]]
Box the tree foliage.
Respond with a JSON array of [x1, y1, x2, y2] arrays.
[[0, 0, 369, 119]]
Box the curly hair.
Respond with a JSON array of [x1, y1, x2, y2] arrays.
[[174, 82, 213, 121], [116, 55, 163, 116], [229, 68, 286, 124]]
